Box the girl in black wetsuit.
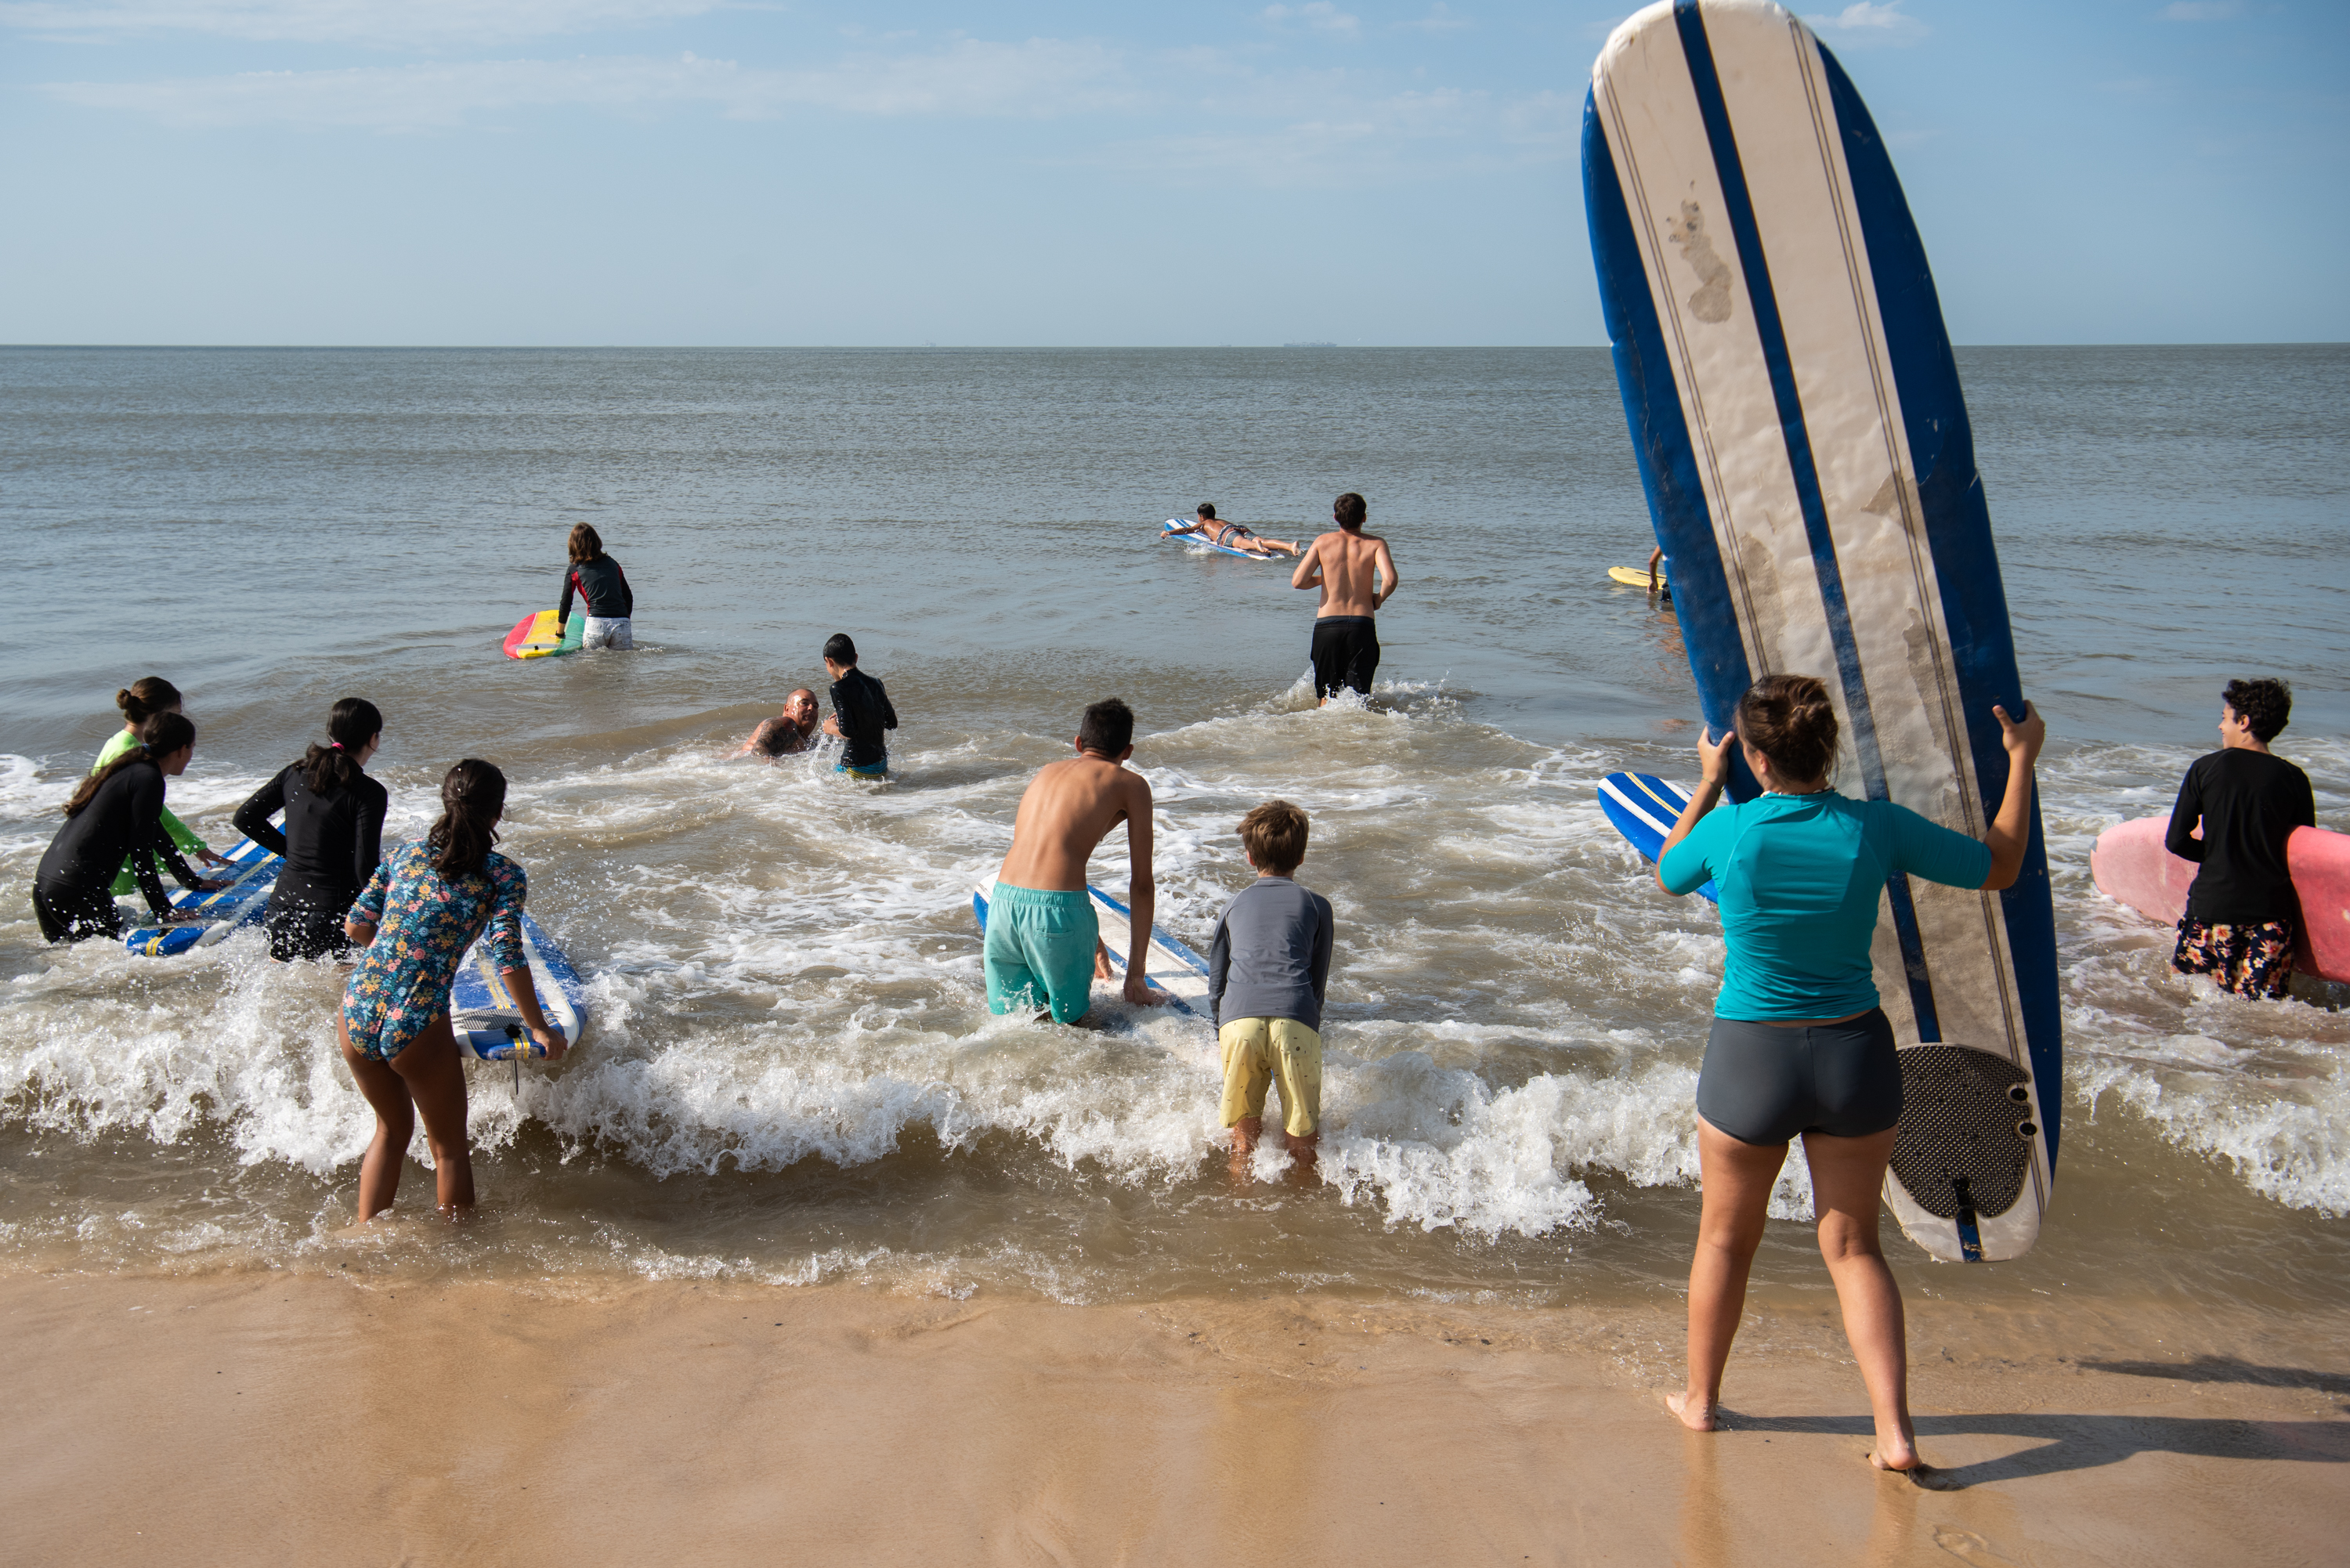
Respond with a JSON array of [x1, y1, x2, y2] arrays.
[[34, 713, 218, 943], [233, 698, 389, 962], [557, 522, 634, 651]]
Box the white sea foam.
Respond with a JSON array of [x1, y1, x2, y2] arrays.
[[4, 713, 2345, 1281]]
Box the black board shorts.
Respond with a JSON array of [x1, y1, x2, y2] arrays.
[[1311, 615, 1380, 699], [33, 884, 122, 945], [1696, 1008, 1903, 1146], [265, 895, 355, 963]]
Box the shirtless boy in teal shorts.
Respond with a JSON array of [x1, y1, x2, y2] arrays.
[[985, 699, 1170, 1025]]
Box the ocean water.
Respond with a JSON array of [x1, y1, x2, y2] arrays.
[[2, 345, 2345, 1313]]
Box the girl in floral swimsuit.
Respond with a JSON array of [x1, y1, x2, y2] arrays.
[[338, 759, 566, 1219]]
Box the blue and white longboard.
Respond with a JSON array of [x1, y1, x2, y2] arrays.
[[450, 911, 590, 1062], [971, 878, 1212, 1016], [1162, 519, 1271, 561], [1599, 773, 1719, 903], [122, 833, 282, 956], [1585, 0, 2059, 1262]]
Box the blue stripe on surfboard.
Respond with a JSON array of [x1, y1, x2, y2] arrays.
[[1086, 886, 1213, 975], [1820, 51, 2063, 1162], [1668, 0, 1943, 1044], [123, 833, 282, 954], [1582, 93, 1755, 784], [1597, 773, 1719, 904]]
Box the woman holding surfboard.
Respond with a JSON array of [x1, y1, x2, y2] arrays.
[[232, 698, 389, 962], [36, 712, 223, 943], [1651, 675, 2045, 1481], [91, 677, 230, 885]]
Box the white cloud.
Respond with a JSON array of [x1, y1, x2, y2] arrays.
[[2160, 1, 2240, 18], [1259, 2, 1359, 38], [40, 40, 1137, 128], [1090, 86, 1568, 189], [0, 0, 724, 48], [1401, 2, 1470, 31], [1803, 1, 1929, 46]]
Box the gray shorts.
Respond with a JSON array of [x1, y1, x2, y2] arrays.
[[1695, 1008, 1902, 1146], [584, 616, 632, 650]]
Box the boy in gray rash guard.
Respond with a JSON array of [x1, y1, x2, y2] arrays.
[[1208, 800, 1335, 1175]]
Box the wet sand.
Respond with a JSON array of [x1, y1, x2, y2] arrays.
[[4, 1270, 2345, 1566]]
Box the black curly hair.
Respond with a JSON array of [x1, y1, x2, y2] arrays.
[[2223, 678, 2292, 744]]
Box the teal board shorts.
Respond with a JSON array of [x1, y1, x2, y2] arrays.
[[984, 884, 1098, 1025]]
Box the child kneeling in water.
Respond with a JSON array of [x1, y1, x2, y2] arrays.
[[558, 523, 634, 650], [1209, 800, 1335, 1176]]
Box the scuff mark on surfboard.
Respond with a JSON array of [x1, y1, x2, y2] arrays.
[[1665, 199, 1736, 323]]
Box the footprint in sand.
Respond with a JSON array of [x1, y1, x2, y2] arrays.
[[1932, 1525, 2022, 1566], [1665, 199, 1735, 323]]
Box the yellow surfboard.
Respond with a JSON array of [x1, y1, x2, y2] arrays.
[[1607, 564, 1668, 588], [503, 609, 585, 659]]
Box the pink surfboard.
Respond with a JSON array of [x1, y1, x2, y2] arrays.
[[2090, 816, 2350, 984]]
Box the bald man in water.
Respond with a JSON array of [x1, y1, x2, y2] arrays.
[[737, 689, 819, 757]]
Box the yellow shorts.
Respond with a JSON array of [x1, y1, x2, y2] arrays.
[[1217, 1017, 1323, 1137]]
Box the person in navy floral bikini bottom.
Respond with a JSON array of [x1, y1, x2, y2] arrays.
[[338, 760, 567, 1219]]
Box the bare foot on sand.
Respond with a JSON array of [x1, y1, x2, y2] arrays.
[[1665, 1391, 1716, 1432], [1869, 1449, 1952, 1489]]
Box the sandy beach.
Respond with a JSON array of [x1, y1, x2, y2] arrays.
[[4, 1267, 2344, 1566]]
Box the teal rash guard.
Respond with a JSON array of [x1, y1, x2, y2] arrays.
[[1658, 790, 1991, 1021]]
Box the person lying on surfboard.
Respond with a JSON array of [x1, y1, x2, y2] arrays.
[[1161, 504, 1301, 558], [985, 697, 1170, 1026], [736, 689, 820, 758]]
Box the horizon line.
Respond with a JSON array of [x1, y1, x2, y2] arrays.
[[5, 341, 2346, 352]]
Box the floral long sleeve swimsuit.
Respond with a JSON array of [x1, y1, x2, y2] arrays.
[[342, 844, 528, 1062]]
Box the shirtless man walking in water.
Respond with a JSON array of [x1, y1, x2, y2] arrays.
[[986, 698, 1169, 1025], [1291, 491, 1400, 703]]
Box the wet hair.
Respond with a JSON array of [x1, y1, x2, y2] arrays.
[[1238, 799, 1309, 876], [67, 711, 195, 818], [116, 677, 183, 727], [823, 633, 858, 666], [426, 759, 505, 877], [1077, 698, 1135, 757], [1196, 503, 1217, 520], [302, 697, 384, 794], [2223, 677, 2291, 743], [567, 522, 603, 565], [1334, 492, 1367, 529], [1735, 674, 1838, 786]]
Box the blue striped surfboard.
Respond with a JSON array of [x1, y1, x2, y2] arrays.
[[1162, 519, 1272, 561], [122, 833, 282, 956], [1585, 0, 2059, 1262], [449, 911, 591, 1062], [1598, 772, 1719, 903]]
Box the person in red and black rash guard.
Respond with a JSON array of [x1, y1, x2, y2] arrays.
[[557, 523, 634, 650]]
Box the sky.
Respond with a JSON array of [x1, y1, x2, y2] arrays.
[[2, 0, 2345, 345]]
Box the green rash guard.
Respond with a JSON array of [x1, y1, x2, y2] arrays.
[[94, 728, 208, 895]]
